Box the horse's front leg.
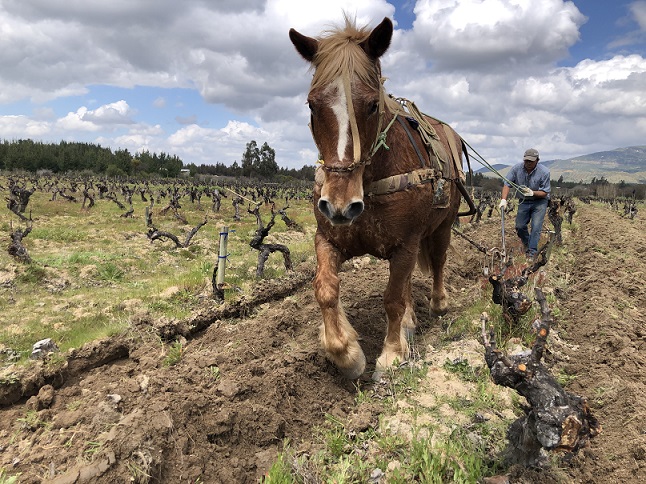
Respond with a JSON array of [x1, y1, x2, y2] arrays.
[[313, 232, 366, 379], [375, 248, 418, 377]]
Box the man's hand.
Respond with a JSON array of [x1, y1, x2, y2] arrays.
[[519, 186, 534, 197], [499, 199, 507, 210]]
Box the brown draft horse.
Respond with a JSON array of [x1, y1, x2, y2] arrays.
[[289, 17, 470, 379]]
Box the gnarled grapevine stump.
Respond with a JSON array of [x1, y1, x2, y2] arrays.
[[481, 288, 601, 467]]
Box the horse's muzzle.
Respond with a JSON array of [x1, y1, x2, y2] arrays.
[[318, 198, 364, 225]]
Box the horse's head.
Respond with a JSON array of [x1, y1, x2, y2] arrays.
[[290, 17, 393, 225]]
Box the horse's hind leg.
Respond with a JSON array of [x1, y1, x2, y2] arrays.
[[421, 220, 453, 315], [313, 233, 366, 379], [375, 249, 418, 377]]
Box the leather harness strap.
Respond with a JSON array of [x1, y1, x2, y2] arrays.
[[442, 123, 463, 181], [367, 168, 438, 196], [396, 116, 427, 169]]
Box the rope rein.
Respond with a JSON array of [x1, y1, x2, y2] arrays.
[[222, 186, 261, 206], [459, 138, 526, 194], [370, 105, 398, 157]]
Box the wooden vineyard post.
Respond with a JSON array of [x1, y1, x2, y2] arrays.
[[212, 226, 229, 301]]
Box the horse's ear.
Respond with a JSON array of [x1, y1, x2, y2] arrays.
[[289, 28, 319, 62], [361, 17, 393, 59]]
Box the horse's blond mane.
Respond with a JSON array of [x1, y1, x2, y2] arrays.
[[310, 17, 382, 92]]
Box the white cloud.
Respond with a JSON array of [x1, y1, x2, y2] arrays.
[[0, 115, 51, 138], [162, 121, 272, 165], [56, 101, 135, 131], [83, 100, 135, 124], [630, 1, 646, 30], [408, 0, 586, 70], [0, 0, 644, 169], [571, 54, 646, 82], [57, 108, 101, 132]]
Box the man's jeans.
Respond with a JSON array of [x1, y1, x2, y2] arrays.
[[515, 198, 548, 255]]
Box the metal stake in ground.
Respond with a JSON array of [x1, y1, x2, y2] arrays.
[[212, 226, 229, 301], [500, 204, 507, 259]]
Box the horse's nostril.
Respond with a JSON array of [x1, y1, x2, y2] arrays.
[[318, 198, 363, 224], [345, 201, 364, 220], [318, 199, 334, 219]]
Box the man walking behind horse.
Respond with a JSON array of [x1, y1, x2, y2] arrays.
[[499, 148, 551, 258]]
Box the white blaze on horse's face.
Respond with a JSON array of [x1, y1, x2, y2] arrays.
[[329, 78, 350, 163], [315, 78, 365, 226]]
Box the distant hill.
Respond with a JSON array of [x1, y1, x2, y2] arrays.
[[476, 146, 646, 184]]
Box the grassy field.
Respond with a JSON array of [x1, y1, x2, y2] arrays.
[[1, 176, 317, 362]]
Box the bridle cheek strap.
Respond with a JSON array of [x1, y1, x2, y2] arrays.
[[343, 72, 362, 166]]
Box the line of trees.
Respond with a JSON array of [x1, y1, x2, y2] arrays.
[[0, 139, 316, 182], [0, 139, 183, 177]]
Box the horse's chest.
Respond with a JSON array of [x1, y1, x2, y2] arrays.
[[317, 200, 429, 258]]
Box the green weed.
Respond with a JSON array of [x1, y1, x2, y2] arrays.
[[556, 368, 577, 387], [163, 341, 184, 367], [260, 452, 294, 483], [322, 414, 350, 458], [389, 431, 489, 483], [84, 441, 103, 458], [31, 226, 87, 243], [66, 400, 83, 411], [206, 365, 221, 380], [126, 453, 153, 484], [383, 362, 427, 402], [97, 262, 125, 282], [443, 358, 482, 383], [0, 468, 21, 484], [443, 298, 499, 342], [0, 372, 19, 385], [592, 386, 609, 408], [17, 410, 50, 431]]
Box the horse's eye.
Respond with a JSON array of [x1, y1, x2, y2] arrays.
[[368, 101, 378, 115], [307, 101, 316, 115]]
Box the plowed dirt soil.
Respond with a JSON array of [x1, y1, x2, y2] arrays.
[[1, 201, 645, 483]]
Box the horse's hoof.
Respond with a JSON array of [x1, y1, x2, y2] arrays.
[[375, 352, 403, 376], [430, 301, 448, 316], [431, 290, 448, 315], [336, 352, 366, 380]]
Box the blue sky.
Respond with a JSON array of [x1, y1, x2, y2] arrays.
[[1, 0, 645, 169]]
